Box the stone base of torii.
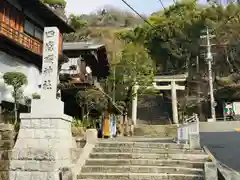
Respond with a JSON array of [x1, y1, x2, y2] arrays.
[[9, 27, 76, 180]]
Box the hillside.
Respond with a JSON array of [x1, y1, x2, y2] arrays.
[[79, 6, 145, 28], [64, 6, 145, 55]]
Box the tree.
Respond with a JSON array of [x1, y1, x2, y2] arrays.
[[75, 90, 87, 121], [3, 72, 27, 124], [75, 88, 108, 127], [119, 1, 240, 117], [41, 0, 67, 20], [68, 14, 89, 30], [24, 96, 31, 113], [32, 93, 41, 99], [110, 43, 155, 113], [85, 87, 108, 113], [41, 0, 66, 8]]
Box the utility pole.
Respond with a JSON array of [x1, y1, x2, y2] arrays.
[[112, 51, 116, 137], [196, 56, 201, 117], [112, 65, 116, 103], [200, 27, 216, 121], [0, 92, 2, 123]]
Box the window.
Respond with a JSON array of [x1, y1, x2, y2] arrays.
[[24, 19, 43, 41], [24, 19, 34, 36], [34, 27, 43, 40]]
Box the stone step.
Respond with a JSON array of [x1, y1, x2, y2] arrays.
[[100, 137, 174, 142], [93, 147, 204, 154], [89, 153, 208, 161], [0, 150, 11, 160], [0, 140, 13, 150], [97, 141, 189, 149], [77, 173, 204, 180], [0, 160, 10, 170], [81, 165, 204, 174], [85, 159, 205, 168]]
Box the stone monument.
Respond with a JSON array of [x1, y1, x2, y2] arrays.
[[9, 27, 76, 180]]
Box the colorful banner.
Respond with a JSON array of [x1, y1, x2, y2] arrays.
[[111, 115, 117, 137], [103, 114, 110, 137]]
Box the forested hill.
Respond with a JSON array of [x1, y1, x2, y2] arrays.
[[78, 6, 145, 28], [63, 6, 146, 46], [41, 0, 145, 28]]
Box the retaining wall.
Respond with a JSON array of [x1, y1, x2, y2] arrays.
[[0, 123, 14, 180]]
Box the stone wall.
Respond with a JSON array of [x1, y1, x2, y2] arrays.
[[0, 124, 14, 180], [134, 124, 177, 138], [137, 95, 172, 125]]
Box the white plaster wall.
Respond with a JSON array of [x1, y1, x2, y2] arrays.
[[0, 51, 41, 103]]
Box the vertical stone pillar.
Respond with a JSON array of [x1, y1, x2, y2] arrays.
[[86, 129, 98, 144], [131, 84, 139, 125], [171, 81, 178, 124], [9, 27, 76, 180]]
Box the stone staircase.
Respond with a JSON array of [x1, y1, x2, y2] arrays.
[[77, 138, 209, 180]]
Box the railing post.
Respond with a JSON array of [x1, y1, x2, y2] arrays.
[[185, 126, 189, 145], [177, 124, 180, 144]]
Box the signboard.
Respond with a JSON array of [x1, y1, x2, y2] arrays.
[[233, 102, 240, 115], [223, 102, 235, 116], [103, 114, 110, 138], [111, 115, 117, 137]]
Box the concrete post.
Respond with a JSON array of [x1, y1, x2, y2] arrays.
[[86, 129, 98, 144], [189, 132, 201, 150], [204, 162, 218, 180], [131, 84, 139, 125], [171, 81, 178, 124]]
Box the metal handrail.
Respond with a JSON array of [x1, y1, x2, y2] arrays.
[[177, 113, 199, 144], [0, 20, 42, 55], [184, 113, 198, 123]]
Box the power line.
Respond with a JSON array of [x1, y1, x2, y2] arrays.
[[120, 0, 153, 26], [157, 0, 165, 9]]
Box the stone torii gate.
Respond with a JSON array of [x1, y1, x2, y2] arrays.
[[131, 73, 188, 125]]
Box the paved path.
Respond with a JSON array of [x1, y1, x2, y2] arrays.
[[200, 132, 240, 172]]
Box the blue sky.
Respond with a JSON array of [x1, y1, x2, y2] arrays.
[[65, 0, 207, 16]]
